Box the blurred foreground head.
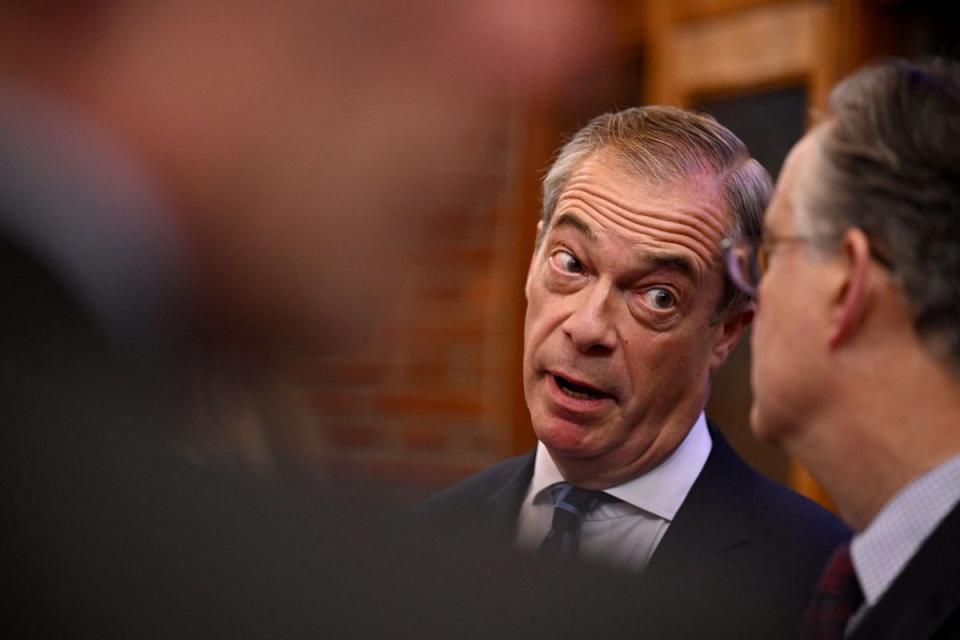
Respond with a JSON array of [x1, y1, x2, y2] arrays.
[[0, 0, 607, 352]]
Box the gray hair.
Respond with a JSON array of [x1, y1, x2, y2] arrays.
[[540, 106, 771, 318], [802, 58, 960, 369]]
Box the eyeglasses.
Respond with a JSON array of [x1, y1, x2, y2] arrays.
[[721, 234, 822, 297], [722, 230, 895, 298]]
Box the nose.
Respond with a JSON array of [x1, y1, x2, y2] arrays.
[[561, 282, 617, 354]]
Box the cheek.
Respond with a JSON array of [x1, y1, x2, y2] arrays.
[[750, 306, 808, 432], [523, 284, 565, 345], [522, 300, 551, 378], [755, 285, 809, 360], [623, 327, 715, 397], [753, 282, 785, 354], [622, 331, 677, 382]]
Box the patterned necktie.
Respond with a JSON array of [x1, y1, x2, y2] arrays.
[[539, 482, 605, 559], [802, 542, 864, 640]]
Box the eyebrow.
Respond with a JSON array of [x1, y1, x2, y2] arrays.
[[550, 212, 599, 244], [640, 254, 694, 279], [550, 211, 695, 279]]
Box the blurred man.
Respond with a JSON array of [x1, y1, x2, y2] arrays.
[[423, 106, 849, 638], [732, 57, 960, 639], [0, 1, 639, 637]]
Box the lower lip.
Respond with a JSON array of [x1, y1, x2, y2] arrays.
[[546, 374, 612, 413]]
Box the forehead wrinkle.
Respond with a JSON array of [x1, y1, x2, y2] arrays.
[[556, 185, 727, 266], [557, 181, 729, 240], [632, 229, 720, 271], [563, 169, 727, 222]]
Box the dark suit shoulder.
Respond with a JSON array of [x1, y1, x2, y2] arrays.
[[418, 453, 534, 516], [706, 425, 849, 548], [638, 426, 850, 639], [748, 465, 850, 543]]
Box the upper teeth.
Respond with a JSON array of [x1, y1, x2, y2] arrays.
[[558, 377, 598, 399]]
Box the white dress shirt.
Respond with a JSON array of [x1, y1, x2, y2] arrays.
[[848, 453, 960, 631], [515, 413, 712, 573]]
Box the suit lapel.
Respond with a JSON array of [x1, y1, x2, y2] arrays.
[[643, 425, 755, 580], [475, 453, 536, 545]]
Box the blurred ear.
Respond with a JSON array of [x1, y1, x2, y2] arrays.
[[524, 220, 544, 300], [828, 228, 873, 349], [709, 303, 754, 371]]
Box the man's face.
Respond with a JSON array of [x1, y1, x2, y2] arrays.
[[522, 151, 741, 487], [750, 132, 830, 444]]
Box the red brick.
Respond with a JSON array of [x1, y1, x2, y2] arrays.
[[286, 357, 389, 385], [400, 425, 448, 451], [375, 391, 485, 417], [402, 359, 449, 387]]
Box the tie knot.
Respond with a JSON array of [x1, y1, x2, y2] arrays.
[[817, 543, 863, 605], [539, 483, 606, 560], [549, 483, 605, 521]]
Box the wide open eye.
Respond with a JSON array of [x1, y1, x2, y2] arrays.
[[639, 287, 677, 311], [549, 249, 584, 275]]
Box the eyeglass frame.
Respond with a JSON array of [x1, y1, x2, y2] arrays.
[[721, 235, 825, 298], [721, 232, 894, 298]]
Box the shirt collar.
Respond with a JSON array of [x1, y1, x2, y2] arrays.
[[851, 453, 960, 606], [530, 413, 713, 521]]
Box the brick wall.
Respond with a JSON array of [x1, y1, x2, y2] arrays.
[[289, 116, 546, 502]]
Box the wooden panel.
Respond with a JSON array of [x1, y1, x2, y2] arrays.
[[671, 2, 831, 100], [606, 0, 649, 45], [671, 0, 788, 22], [645, 0, 844, 109]]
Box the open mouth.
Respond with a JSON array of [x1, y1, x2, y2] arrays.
[[553, 375, 609, 401]]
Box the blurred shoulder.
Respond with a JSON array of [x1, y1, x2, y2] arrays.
[[418, 452, 535, 513]]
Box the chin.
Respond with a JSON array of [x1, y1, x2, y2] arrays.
[[535, 420, 601, 459], [749, 402, 789, 447], [537, 426, 585, 454]]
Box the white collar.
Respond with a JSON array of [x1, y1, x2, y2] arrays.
[[529, 413, 712, 520], [851, 453, 960, 606]]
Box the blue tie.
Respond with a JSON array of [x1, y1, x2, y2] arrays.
[[539, 482, 605, 559]]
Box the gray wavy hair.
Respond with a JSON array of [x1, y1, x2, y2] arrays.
[[802, 58, 960, 370], [540, 106, 771, 319]]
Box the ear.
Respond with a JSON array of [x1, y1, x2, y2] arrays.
[[709, 303, 754, 370], [828, 228, 873, 349], [524, 221, 544, 300]]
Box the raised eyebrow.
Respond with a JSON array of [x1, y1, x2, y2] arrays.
[[549, 212, 598, 244], [639, 254, 694, 279]]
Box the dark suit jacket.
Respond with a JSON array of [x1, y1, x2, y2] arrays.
[[421, 426, 851, 639], [847, 501, 960, 640]]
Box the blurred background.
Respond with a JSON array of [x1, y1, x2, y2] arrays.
[[215, 0, 956, 504]]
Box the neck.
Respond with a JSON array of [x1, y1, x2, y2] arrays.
[[787, 346, 960, 532]]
